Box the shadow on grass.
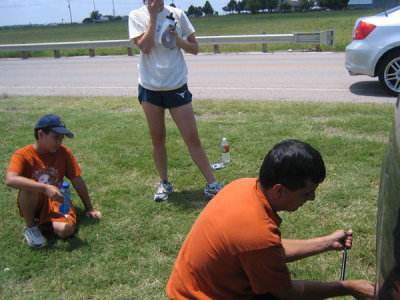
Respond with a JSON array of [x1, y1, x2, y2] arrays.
[[349, 80, 395, 98], [168, 189, 209, 210]]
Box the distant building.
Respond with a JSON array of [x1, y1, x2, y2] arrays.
[[98, 16, 110, 22], [348, 0, 400, 8]]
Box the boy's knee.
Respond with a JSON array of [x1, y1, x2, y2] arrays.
[[18, 190, 40, 203], [53, 222, 75, 239]]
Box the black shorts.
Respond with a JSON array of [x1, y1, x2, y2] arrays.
[[138, 84, 192, 109]]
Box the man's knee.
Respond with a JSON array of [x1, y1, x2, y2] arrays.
[[53, 222, 75, 239]]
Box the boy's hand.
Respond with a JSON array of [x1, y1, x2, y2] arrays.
[[86, 209, 102, 218], [45, 185, 64, 203]]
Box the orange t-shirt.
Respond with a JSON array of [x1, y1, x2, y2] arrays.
[[166, 178, 291, 299], [7, 144, 82, 225]]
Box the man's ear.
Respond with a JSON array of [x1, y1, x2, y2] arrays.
[[272, 184, 285, 198]]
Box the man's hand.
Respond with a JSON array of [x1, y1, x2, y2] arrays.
[[86, 209, 102, 218], [327, 229, 353, 251], [344, 280, 375, 300]]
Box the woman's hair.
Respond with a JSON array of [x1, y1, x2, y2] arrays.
[[259, 139, 326, 191]]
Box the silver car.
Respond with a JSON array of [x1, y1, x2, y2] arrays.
[[345, 6, 400, 96]]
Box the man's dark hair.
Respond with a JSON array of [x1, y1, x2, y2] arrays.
[[34, 127, 52, 140], [259, 139, 326, 191]]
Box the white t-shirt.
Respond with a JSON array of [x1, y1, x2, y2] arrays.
[[129, 5, 195, 91]]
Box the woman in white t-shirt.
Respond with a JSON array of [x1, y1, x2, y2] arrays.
[[129, 0, 222, 202]]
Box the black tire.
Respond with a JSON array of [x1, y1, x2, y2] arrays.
[[378, 51, 400, 96]]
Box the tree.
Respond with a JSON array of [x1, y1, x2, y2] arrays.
[[82, 17, 94, 24], [299, 0, 313, 10], [90, 10, 102, 21], [259, 0, 268, 11], [187, 5, 203, 16], [245, 0, 261, 13], [203, 1, 214, 15], [170, 2, 176, 7], [265, 0, 279, 11], [237, 0, 247, 13], [223, 0, 237, 13], [279, 1, 291, 12], [187, 5, 195, 16], [318, 0, 349, 9]]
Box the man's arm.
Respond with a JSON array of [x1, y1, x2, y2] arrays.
[[132, 0, 164, 54], [282, 230, 352, 262], [70, 175, 102, 218], [6, 171, 63, 202], [271, 279, 374, 300]]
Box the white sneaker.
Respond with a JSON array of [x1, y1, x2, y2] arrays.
[[204, 182, 224, 199], [24, 225, 47, 248], [154, 181, 174, 202]]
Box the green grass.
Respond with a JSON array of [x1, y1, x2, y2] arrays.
[[0, 95, 394, 299], [0, 8, 383, 57]]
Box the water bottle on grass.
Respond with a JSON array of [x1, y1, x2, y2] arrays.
[[221, 137, 231, 163]]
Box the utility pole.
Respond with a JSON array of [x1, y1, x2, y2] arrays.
[[93, 0, 96, 11], [112, 0, 115, 16], [67, 0, 72, 24]]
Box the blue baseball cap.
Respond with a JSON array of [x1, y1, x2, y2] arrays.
[[35, 114, 74, 138]]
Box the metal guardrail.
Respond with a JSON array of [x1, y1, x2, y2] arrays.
[[0, 29, 334, 58]]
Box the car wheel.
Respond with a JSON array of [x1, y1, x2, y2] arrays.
[[378, 51, 400, 96]]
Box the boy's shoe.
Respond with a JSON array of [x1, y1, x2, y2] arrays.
[[204, 182, 224, 199], [154, 181, 174, 202], [24, 225, 47, 248]]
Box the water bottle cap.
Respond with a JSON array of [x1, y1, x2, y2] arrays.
[[222, 137, 227, 142], [62, 182, 69, 188]]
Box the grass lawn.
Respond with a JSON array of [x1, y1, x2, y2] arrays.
[[0, 8, 383, 57], [0, 95, 394, 299]]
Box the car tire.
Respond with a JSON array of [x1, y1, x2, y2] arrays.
[[378, 51, 400, 96]]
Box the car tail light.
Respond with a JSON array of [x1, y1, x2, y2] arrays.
[[353, 21, 376, 40]]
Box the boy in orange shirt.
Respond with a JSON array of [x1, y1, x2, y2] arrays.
[[6, 114, 102, 248]]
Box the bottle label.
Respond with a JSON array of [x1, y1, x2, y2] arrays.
[[222, 145, 229, 153]]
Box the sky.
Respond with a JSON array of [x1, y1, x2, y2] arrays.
[[0, 0, 227, 27]]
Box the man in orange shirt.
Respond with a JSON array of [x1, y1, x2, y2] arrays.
[[6, 114, 102, 249], [167, 139, 374, 299]]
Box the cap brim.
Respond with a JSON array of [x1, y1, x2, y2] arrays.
[[52, 127, 74, 138]]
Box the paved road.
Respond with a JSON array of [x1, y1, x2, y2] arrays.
[[0, 52, 395, 103]]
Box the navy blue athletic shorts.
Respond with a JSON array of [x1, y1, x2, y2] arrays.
[[138, 84, 192, 109]]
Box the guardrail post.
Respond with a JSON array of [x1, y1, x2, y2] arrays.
[[89, 48, 95, 57], [127, 47, 134, 56], [22, 51, 28, 59], [54, 50, 61, 58], [213, 44, 220, 54], [261, 32, 268, 53], [262, 43, 268, 53]]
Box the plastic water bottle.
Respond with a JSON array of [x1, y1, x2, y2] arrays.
[[221, 137, 231, 163], [159, 13, 176, 49], [59, 181, 71, 218]]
